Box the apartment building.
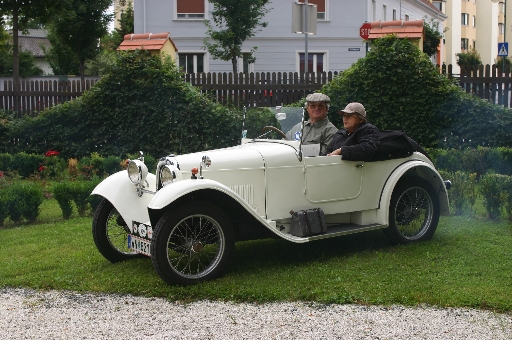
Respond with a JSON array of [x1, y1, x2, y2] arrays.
[[435, 0, 509, 73], [132, 0, 444, 73]]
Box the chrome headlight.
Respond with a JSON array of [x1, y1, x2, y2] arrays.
[[159, 164, 182, 187], [127, 160, 148, 185], [156, 156, 181, 190]]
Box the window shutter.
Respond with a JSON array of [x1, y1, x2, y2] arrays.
[[177, 0, 204, 14]]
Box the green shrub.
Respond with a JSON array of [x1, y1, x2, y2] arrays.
[[479, 173, 508, 220], [8, 50, 243, 158], [503, 176, 512, 221], [0, 189, 8, 226], [90, 153, 105, 177], [52, 182, 74, 219], [6, 182, 44, 222], [447, 171, 469, 215], [71, 181, 96, 217], [103, 155, 122, 175], [10, 152, 44, 178], [52, 179, 101, 219], [0, 153, 12, 171], [322, 36, 460, 148]]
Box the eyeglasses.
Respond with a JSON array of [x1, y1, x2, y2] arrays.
[[308, 104, 327, 109], [340, 113, 358, 119]]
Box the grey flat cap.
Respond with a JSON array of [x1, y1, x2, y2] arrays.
[[306, 93, 330, 102]]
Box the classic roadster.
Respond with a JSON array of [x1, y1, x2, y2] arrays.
[[91, 107, 450, 286]]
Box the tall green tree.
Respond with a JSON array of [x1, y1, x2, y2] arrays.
[[203, 0, 271, 74], [46, 0, 113, 81], [0, 0, 64, 83], [423, 18, 444, 57], [43, 25, 80, 75], [113, 0, 134, 45]]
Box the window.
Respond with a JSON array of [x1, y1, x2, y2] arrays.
[[432, 1, 443, 11], [177, 0, 205, 19], [298, 0, 326, 20], [404, 14, 409, 21], [461, 38, 469, 50], [383, 4, 387, 21], [499, 23, 505, 34], [500, 2, 505, 13], [178, 53, 204, 73], [473, 40, 476, 50], [392, 9, 397, 20], [461, 13, 469, 26], [238, 53, 254, 73], [372, 0, 377, 21], [473, 15, 476, 27], [299, 53, 325, 73]]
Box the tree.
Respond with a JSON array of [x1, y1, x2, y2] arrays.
[[43, 24, 80, 75], [203, 0, 271, 74], [0, 0, 64, 83], [0, 20, 43, 77], [423, 17, 444, 57], [322, 36, 461, 147], [113, 0, 134, 46], [456, 48, 482, 67], [46, 0, 112, 81]]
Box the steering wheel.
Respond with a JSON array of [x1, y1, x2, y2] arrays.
[[259, 126, 287, 139]]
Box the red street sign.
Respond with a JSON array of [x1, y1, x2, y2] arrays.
[[360, 23, 371, 40]]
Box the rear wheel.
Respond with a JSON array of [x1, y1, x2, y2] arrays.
[[384, 177, 440, 245], [151, 201, 235, 286], [92, 198, 142, 262]]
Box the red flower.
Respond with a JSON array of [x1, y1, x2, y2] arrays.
[[0, 171, 3, 177], [39, 165, 46, 172], [45, 150, 60, 157]]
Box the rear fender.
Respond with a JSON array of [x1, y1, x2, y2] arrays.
[[376, 161, 450, 224], [91, 171, 156, 226]]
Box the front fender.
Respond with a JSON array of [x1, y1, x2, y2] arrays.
[[376, 160, 450, 225], [147, 179, 309, 243], [91, 171, 156, 226], [148, 179, 258, 212]]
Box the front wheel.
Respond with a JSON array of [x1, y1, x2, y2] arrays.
[[151, 201, 235, 286], [384, 177, 440, 245], [92, 198, 143, 262]]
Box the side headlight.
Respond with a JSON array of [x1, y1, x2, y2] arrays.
[[127, 160, 148, 185], [159, 164, 181, 187]]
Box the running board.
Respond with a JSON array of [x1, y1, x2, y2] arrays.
[[308, 223, 387, 241]]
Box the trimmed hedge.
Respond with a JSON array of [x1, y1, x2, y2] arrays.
[[1, 181, 44, 224]]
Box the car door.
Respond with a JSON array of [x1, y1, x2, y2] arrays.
[[304, 156, 364, 203]]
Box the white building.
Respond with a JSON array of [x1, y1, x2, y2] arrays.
[[132, 0, 445, 73]]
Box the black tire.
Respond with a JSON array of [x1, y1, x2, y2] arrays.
[[151, 201, 235, 286], [384, 177, 440, 245], [92, 198, 143, 262]]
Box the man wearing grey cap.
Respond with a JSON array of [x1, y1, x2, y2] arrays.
[[324, 102, 380, 161], [285, 93, 338, 155]]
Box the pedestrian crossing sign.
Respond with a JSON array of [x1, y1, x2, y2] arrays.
[[498, 42, 508, 57]]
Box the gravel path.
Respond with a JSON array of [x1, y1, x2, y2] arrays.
[[1, 288, 511, 340]]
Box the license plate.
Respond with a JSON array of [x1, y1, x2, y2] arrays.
[[128, 234, 151, 257]]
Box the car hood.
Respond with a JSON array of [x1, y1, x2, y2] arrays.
[[172, 141, 299, 176]]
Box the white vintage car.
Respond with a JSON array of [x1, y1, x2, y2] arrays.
[[92, 107, 450, 286]]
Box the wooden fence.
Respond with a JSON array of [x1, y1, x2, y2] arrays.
[[0, 79, 99, 117], [2, 67, 512, 116], [183, 71, 341, 108], [447, 64, 512, 108]]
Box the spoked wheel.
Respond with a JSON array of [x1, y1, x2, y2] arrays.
[[384, 177, 440, 245], [92, 198, 142, 262], [151, 201, 235, 286]]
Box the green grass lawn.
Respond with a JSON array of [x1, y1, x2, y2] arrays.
[[1, 199, 511, 312]]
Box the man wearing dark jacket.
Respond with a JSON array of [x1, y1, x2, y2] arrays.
[[324, 102, 379, 161]]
